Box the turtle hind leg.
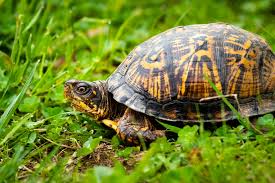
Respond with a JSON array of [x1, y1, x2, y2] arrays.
[[117, 108, 165, 145]]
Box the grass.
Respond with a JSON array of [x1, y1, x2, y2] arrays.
[[0, 0, 274, 182]]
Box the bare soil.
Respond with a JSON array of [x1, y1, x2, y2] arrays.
[[80, 143, 144, 172]]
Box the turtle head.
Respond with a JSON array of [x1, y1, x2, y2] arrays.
[[64, 79, 109, 120]]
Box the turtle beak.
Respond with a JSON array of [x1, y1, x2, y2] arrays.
[[65, 79, 78, 87], [64, 79, 77, 100]]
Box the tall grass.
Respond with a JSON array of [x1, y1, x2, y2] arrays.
[[0, 0, 274, 182]]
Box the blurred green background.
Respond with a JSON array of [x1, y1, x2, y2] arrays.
[[0, 0, 274, 182]]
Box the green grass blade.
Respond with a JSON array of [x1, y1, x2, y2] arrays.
[[10, 15, 23, 64], [204, 74, 262, 134], [174, 8, 191, 26], [23, 3, 44, 33], [0, 113, 33, 146], [1, 15, 23, 99], [0, 145, 25, 182], [0, 61, 40, 130], [158, 121, 181, 133], [111, 9, 141, 53], [77, 17, 111, 24]]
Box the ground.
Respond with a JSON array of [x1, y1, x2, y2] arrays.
[[0, 0, 274, 183]]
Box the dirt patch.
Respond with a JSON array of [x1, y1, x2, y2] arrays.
[[79, 143, 144, 172], [18, 142, 144, 180]]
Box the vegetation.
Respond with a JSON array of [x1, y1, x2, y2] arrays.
[[0, 0, 274, 182]]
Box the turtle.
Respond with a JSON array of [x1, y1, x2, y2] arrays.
[[64, 23, 275, 145]]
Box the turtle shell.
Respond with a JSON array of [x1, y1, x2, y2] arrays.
[[107, 23, 275, 122]]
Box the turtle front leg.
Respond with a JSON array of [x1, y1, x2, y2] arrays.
[[116, 108, 165, 145]]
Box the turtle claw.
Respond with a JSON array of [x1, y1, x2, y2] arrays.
[[118, 128, 166, 145], [138, 130, 166, 142]]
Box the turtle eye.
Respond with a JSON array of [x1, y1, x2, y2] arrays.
[[75, 83, 90, 95]]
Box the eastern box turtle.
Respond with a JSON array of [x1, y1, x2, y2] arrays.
[[64, 23, 275, 145]]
